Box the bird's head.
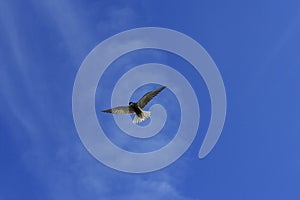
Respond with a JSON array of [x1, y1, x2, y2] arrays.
[[129, 102, 134, 106]]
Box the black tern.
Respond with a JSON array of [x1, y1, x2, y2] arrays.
[[102, 86, 166, 124]]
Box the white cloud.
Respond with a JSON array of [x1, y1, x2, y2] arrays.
[[97, 6, 138, 33], [1, 1, 199, 200]]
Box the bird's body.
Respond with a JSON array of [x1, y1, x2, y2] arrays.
[[129, 102, 141, 115], [102, 86, 166, 124]]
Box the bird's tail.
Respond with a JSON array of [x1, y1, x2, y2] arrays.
[[133, 110, 151, 124]]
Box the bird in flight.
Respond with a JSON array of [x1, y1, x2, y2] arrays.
[[102, 86, 166, 124]]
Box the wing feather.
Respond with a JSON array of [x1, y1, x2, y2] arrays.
[[102, 106, 134, 114], [137, 86, 166, 108]]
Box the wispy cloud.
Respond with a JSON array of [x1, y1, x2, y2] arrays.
[[96, 6, 138, 34], [1, 1, 197, 199]]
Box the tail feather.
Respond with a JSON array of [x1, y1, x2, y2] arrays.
[[133, 110, 151, 124]]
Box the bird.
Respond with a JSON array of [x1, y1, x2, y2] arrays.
[[102, 86, 166, 124]]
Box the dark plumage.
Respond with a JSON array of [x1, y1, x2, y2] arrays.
[[102, 86, 166, 124]]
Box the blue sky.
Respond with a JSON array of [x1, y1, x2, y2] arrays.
[[1, 0, 300, 199]]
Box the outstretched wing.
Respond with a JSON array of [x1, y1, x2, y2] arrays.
[[102, 106, 134, 114], [137, 86, 166, 108]]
